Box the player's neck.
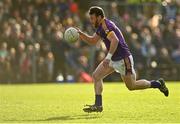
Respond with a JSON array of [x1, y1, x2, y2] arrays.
[[99, 18, 105, 25]]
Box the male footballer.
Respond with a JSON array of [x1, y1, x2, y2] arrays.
[[76, 6, 169, 113]]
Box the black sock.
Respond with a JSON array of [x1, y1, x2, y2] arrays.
[[150, 80, 161, 88], [95, 95, 102, 106]]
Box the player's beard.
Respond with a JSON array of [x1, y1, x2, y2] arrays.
[[94, 19, 99, 28]]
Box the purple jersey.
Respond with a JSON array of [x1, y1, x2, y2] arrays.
[[96, 18, 131, 61]]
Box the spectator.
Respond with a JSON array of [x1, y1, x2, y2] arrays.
[[50, 28, 69, 82], [0, 0, 179, 83]]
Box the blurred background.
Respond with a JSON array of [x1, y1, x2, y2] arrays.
[[0, 0, 179, 84]]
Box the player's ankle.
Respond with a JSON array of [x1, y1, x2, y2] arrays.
[[95, 94, 102, 106], [150, 80, 161, 88]]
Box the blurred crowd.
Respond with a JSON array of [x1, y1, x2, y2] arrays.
[[107, 0, 180, 80], [0, 0, 179, 83]]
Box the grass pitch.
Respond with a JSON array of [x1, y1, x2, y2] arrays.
[[0, 82, 180, 123]]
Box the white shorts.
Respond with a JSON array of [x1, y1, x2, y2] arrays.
[[109, 55, 135, 76]]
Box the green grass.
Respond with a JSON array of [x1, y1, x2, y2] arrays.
[[0, 82, 180, 123]]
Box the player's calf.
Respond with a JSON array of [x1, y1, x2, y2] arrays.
[[123, 76, 150, 91]]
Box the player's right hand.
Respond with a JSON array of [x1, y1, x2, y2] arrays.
[[103, 59, 110, 68], [74, 27, 81, 34]]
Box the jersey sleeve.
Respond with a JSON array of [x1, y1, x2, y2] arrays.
[[104, 20, 116, 37]]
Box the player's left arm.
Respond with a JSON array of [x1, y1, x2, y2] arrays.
[[107, 31, 119, 56], [103, 31, 119, 67]]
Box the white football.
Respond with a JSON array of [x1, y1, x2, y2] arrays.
[[64, 27, 79, 43]]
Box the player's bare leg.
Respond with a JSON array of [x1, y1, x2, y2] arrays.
[[121, 73, 169, 96], [121, 73, 151, 90], [93, 63, 114, 95], [83, 62, 114, 113]]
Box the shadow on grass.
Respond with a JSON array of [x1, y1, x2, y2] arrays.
[[43, 114, 102, 121], [2, 114, 102, 122]]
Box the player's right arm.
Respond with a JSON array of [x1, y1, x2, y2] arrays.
[[76, 28, 100, 45]]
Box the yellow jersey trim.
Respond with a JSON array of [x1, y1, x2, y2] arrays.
[[107, 31, 113, 37]]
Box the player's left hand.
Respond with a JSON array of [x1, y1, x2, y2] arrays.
[[103, 59, 110, 68]]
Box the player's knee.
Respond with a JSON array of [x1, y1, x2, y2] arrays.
[[92, 72, 103, 82], [125, 81, 136, 91], [92, 72, 99, 81], [127, 85, 136, 91]]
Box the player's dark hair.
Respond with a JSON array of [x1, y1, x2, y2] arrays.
[[89, 6, 105, 18]]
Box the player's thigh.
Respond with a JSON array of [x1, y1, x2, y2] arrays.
[[92, 62, 114, 81], [120, 55, 136, 86]]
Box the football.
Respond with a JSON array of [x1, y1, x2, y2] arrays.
[[64, 27, 79, 43]]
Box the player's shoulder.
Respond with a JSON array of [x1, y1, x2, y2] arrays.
[[102, 18, 116, 31]]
